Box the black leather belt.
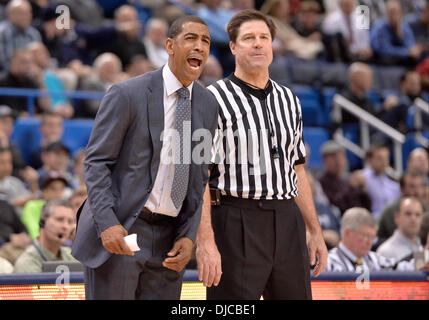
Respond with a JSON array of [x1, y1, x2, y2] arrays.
[[138, 207, 176, 224], [210, 188, 295, 209]]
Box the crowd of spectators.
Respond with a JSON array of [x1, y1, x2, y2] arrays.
[[0, 0, 427, 275]]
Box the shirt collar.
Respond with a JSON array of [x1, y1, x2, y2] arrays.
[[339, 242, 361, 262], [162, 63, 194, 98], [228, 73, 273, 100], [392, 229, 421, 247]]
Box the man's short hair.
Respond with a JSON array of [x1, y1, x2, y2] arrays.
[[41, 111, 63, 125], [227, 9, 276, 43], [399, 170, 425, 188], [40, 199, 72, 228], [167, 15, 208, 39], [340, 207, 377, 238]]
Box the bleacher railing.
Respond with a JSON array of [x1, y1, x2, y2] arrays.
[[0, 87, 105, 116], [413, 98, 429, 148], [332, 94, 405, 180]]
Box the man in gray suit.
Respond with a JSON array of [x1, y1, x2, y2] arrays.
[[71, 15, 218, 300]]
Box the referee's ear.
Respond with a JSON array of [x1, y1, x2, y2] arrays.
[[229, 41, 236, 56]]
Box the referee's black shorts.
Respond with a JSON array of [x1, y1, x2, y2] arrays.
[[207, 195, 312, 300]]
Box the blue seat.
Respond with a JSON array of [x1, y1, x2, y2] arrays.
[[302, 127, 330, 170], [293, 85, 322, 126], [11, 118, 94, 164]]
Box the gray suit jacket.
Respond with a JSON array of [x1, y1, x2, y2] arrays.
[[71, 68, 218, 269]]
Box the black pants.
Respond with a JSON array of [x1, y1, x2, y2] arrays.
[[207, 196, 312, 300]]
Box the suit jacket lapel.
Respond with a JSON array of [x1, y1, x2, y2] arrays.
[[147, 69, 164, 183]]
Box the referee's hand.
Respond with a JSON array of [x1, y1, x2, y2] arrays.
[[196, 239, 222, 287], [306, 229, 328, 277]]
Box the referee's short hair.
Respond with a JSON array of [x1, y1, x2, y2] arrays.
[[227, 9, 276, 43], [340, 207, 377, 238]]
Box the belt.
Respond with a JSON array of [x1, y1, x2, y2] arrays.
[[210, 189, 295, 210], [138, 207, 176, 224]]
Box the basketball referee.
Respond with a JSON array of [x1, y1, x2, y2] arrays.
[[195, 9, 328, 300]]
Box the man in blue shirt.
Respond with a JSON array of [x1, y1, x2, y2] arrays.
[[370, 0, 423, 65]]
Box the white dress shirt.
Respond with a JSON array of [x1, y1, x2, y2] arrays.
[[144, 64, 193, 217], [377, 229, 423, 262]]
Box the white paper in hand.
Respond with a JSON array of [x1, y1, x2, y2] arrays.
[[124, 233, 140, 252]]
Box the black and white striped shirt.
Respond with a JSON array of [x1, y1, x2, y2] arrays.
[[208, 74, 306, 200], [326, 243, 415, 272]]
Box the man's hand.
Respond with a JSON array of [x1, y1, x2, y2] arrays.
[[162, 237, 193, 272], [196, 238, 222, 287], [100, 224, 134, 256], [306, 228, 328, 277]]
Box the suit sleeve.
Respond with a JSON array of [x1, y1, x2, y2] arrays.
[[84, 84, 132, 236]]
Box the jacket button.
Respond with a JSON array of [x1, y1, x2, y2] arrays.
[[258, 201, 263, 209]]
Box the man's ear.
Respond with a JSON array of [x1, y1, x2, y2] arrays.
[[229, 41, 236, 56], [165, 38, 174, 56]]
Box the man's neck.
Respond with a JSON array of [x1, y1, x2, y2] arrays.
[[39, 236, 60, 257], [399, 229, 419, 245], [349, 85, 365, 98], [234, 69, 269, 89]]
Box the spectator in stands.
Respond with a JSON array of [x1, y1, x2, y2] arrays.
[[0, 0, 41, 72], [377, 197, 424, 261], [326, 207, 419, 271], [232, 0, 255, 11], [37, 141, 75, 190], [0, 199, 32, 265], [290, 0, 323, 40], [28, 42, 74, 118], [142, 18, 169, 69], [406, 1, 429, 59], [370, 0, 423, 65], [377, 171, 427, 243], [199, 55, 223, 87], [52, 0, 106, 27], [0, 199, 30, 246], [0, 48, 48, 116], [125, 55, 156, 79], [14, 199, 77, 273], [322, 0, 373, 62], [0, 147, 39, 210], [29, 112, 64, 170], [69, 186, 86, 214], [71, 148, 85, 189], [335, 62, 379, 125], [261, 0, 323, 60], [21, 173, 68, 239], [68, 187, 87, 243], [407, 147, 429, 177], [382, 71, 427, 133], [101, 5, 147, 70], [363, 144, 401, 219], [197, 0, 234, 44], [318, 140, 371, 214], [398, 0, 426, 16], [78, 53, 126, 118], [416, 56, 429, 92], [197, 0, 236, 74], [0, 105, 26, 177], [308, 172, 341, 249]]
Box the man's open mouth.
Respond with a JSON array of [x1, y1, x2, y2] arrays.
[[187, 57, 202, 69]]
